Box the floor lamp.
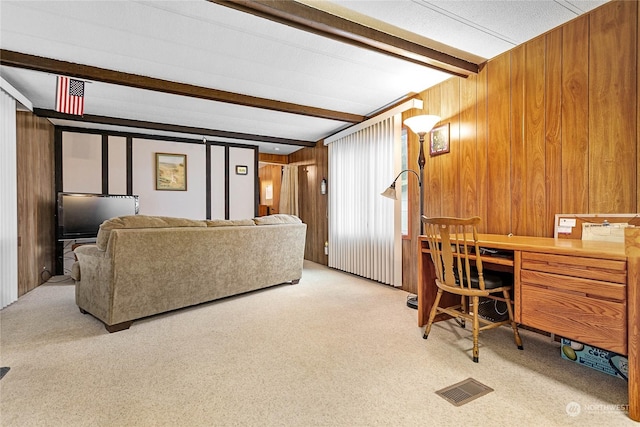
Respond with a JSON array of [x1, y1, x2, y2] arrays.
[[381, 114, 440, 309]]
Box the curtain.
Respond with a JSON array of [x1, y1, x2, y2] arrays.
[[279, 165, 299, 216], [0, 88, 18, 309], [328, 116, 398, 285]]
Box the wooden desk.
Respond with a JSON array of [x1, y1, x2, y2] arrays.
[[417, 233, 638, 422]]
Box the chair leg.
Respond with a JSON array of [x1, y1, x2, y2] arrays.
[[456, 295, 466, 329], [472, 295, 480, 362], [503, 289, 524, 350], [423, 289, 443, 339]]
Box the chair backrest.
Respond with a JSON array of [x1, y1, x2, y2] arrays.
[[422, 216, 489, 291]]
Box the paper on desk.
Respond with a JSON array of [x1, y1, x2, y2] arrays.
[[557, 226, 572, 234], [581, 222, 628, 243]]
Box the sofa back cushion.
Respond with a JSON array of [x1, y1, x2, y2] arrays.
[[206, 219, 255, 227], [96, 215, 207, 250], [253, 214, 302, 225]]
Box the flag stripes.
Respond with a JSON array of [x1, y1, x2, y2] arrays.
[[56, 76, 84, 115]]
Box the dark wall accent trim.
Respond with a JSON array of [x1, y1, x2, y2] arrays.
[[206, 142, 212, 220], [3, 50, 363, 123], [126, 137, 133, 195], [101, 134, 109, 194], [54, 128, 63, 194], [54, 128, 64, 274], [253, 146, 259, 217], [36, 109, 315, 147], [225, 146, 230, 220], [56, 126, 259, 222]]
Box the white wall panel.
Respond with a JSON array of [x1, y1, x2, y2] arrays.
[[132, 139, 206, 219], [62, 132, 102, 193], [0, 88, 18, 308], [108, 136, 127, 194], [210, 144, 226, 219], [228, 147, 255, 219]]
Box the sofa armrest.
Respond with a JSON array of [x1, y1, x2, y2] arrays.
[[73, 244, 114, 325]]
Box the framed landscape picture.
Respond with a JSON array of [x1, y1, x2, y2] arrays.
[[430, 123, 450, 156], [156, 153, 187, 191]]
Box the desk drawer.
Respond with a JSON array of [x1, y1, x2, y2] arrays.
[[520, 270, 626, 302], [520, 283, 626, 353], [521, 252, 626, 283]]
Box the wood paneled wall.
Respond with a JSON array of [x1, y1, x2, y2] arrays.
[[258, 153, 288, 164], [289, 141, 328, 265], [16, 111, 55, 296], [399, 0, 639, 294], [258, 163, 282, 214], [289, 1, 639, 293]]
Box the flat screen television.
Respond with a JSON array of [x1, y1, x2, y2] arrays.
[[57, 193, 139, 240]]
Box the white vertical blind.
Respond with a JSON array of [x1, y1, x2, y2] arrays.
[[0, 88, 18, 308], [328, 116, 397, 285]]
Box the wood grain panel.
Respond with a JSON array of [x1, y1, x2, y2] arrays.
[[521, 251, 627, 283], [589, 0, 637, 213], [625, 227, 640, 420], [439, 78, 460, 217], [521, 270, 625, 301], [16, 111, 55, 296], [510, 45, 526, 235], [289, 141, 328, 265], [258, 163, 282, 214], [524, 36, 547, 236], [425, 86, 442, 217], [520, 284, 626, 353], [258, 153, 288, 164], [476, 66, 489, 233], [486, 53, 512, 234], [402, 239, 416, 294], [459, 74, 478, 218], [562, 14, 589, 214], [545, 28, 563, 237]]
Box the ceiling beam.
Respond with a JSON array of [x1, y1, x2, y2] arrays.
[[1, 50, 364, 123], [34, 108, 317, 147], [209, 0, 480, 77]]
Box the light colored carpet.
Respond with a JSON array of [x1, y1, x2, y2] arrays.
[[0, 261, 633, 426]]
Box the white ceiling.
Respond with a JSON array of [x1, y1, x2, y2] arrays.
[[0, 0, 608, 155]]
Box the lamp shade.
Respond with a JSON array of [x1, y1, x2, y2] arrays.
[[404, 115, 441, 135], [380, 183, 397, 200]]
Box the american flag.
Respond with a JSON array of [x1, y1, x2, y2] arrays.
[[56, 76, 84, 115]]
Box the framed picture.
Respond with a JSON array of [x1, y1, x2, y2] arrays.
[[235, 165, 248, 175], [430, 123, 450, 156], [156, 153, 187, 191]]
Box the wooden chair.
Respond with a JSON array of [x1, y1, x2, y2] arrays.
[[421, 216, 523, 362]]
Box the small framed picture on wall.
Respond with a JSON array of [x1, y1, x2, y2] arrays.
[[156, 153, 187, 191], [235, 165, 248, 175], [430, 123, 450, 156]]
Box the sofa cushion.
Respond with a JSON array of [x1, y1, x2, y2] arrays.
[[253, 214, 302, 225], [206, 219, 255, 227], [96, 215, 207, 250]]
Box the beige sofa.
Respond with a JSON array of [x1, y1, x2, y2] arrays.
[[73, 214, 306, 332]]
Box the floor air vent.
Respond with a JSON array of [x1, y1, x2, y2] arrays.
[[435, 378, 493, 406], [0, 367, 10, 380]]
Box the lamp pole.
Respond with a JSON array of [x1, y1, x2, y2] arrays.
[[403, 114, 440, 235], [417, 132, 426, 235]]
